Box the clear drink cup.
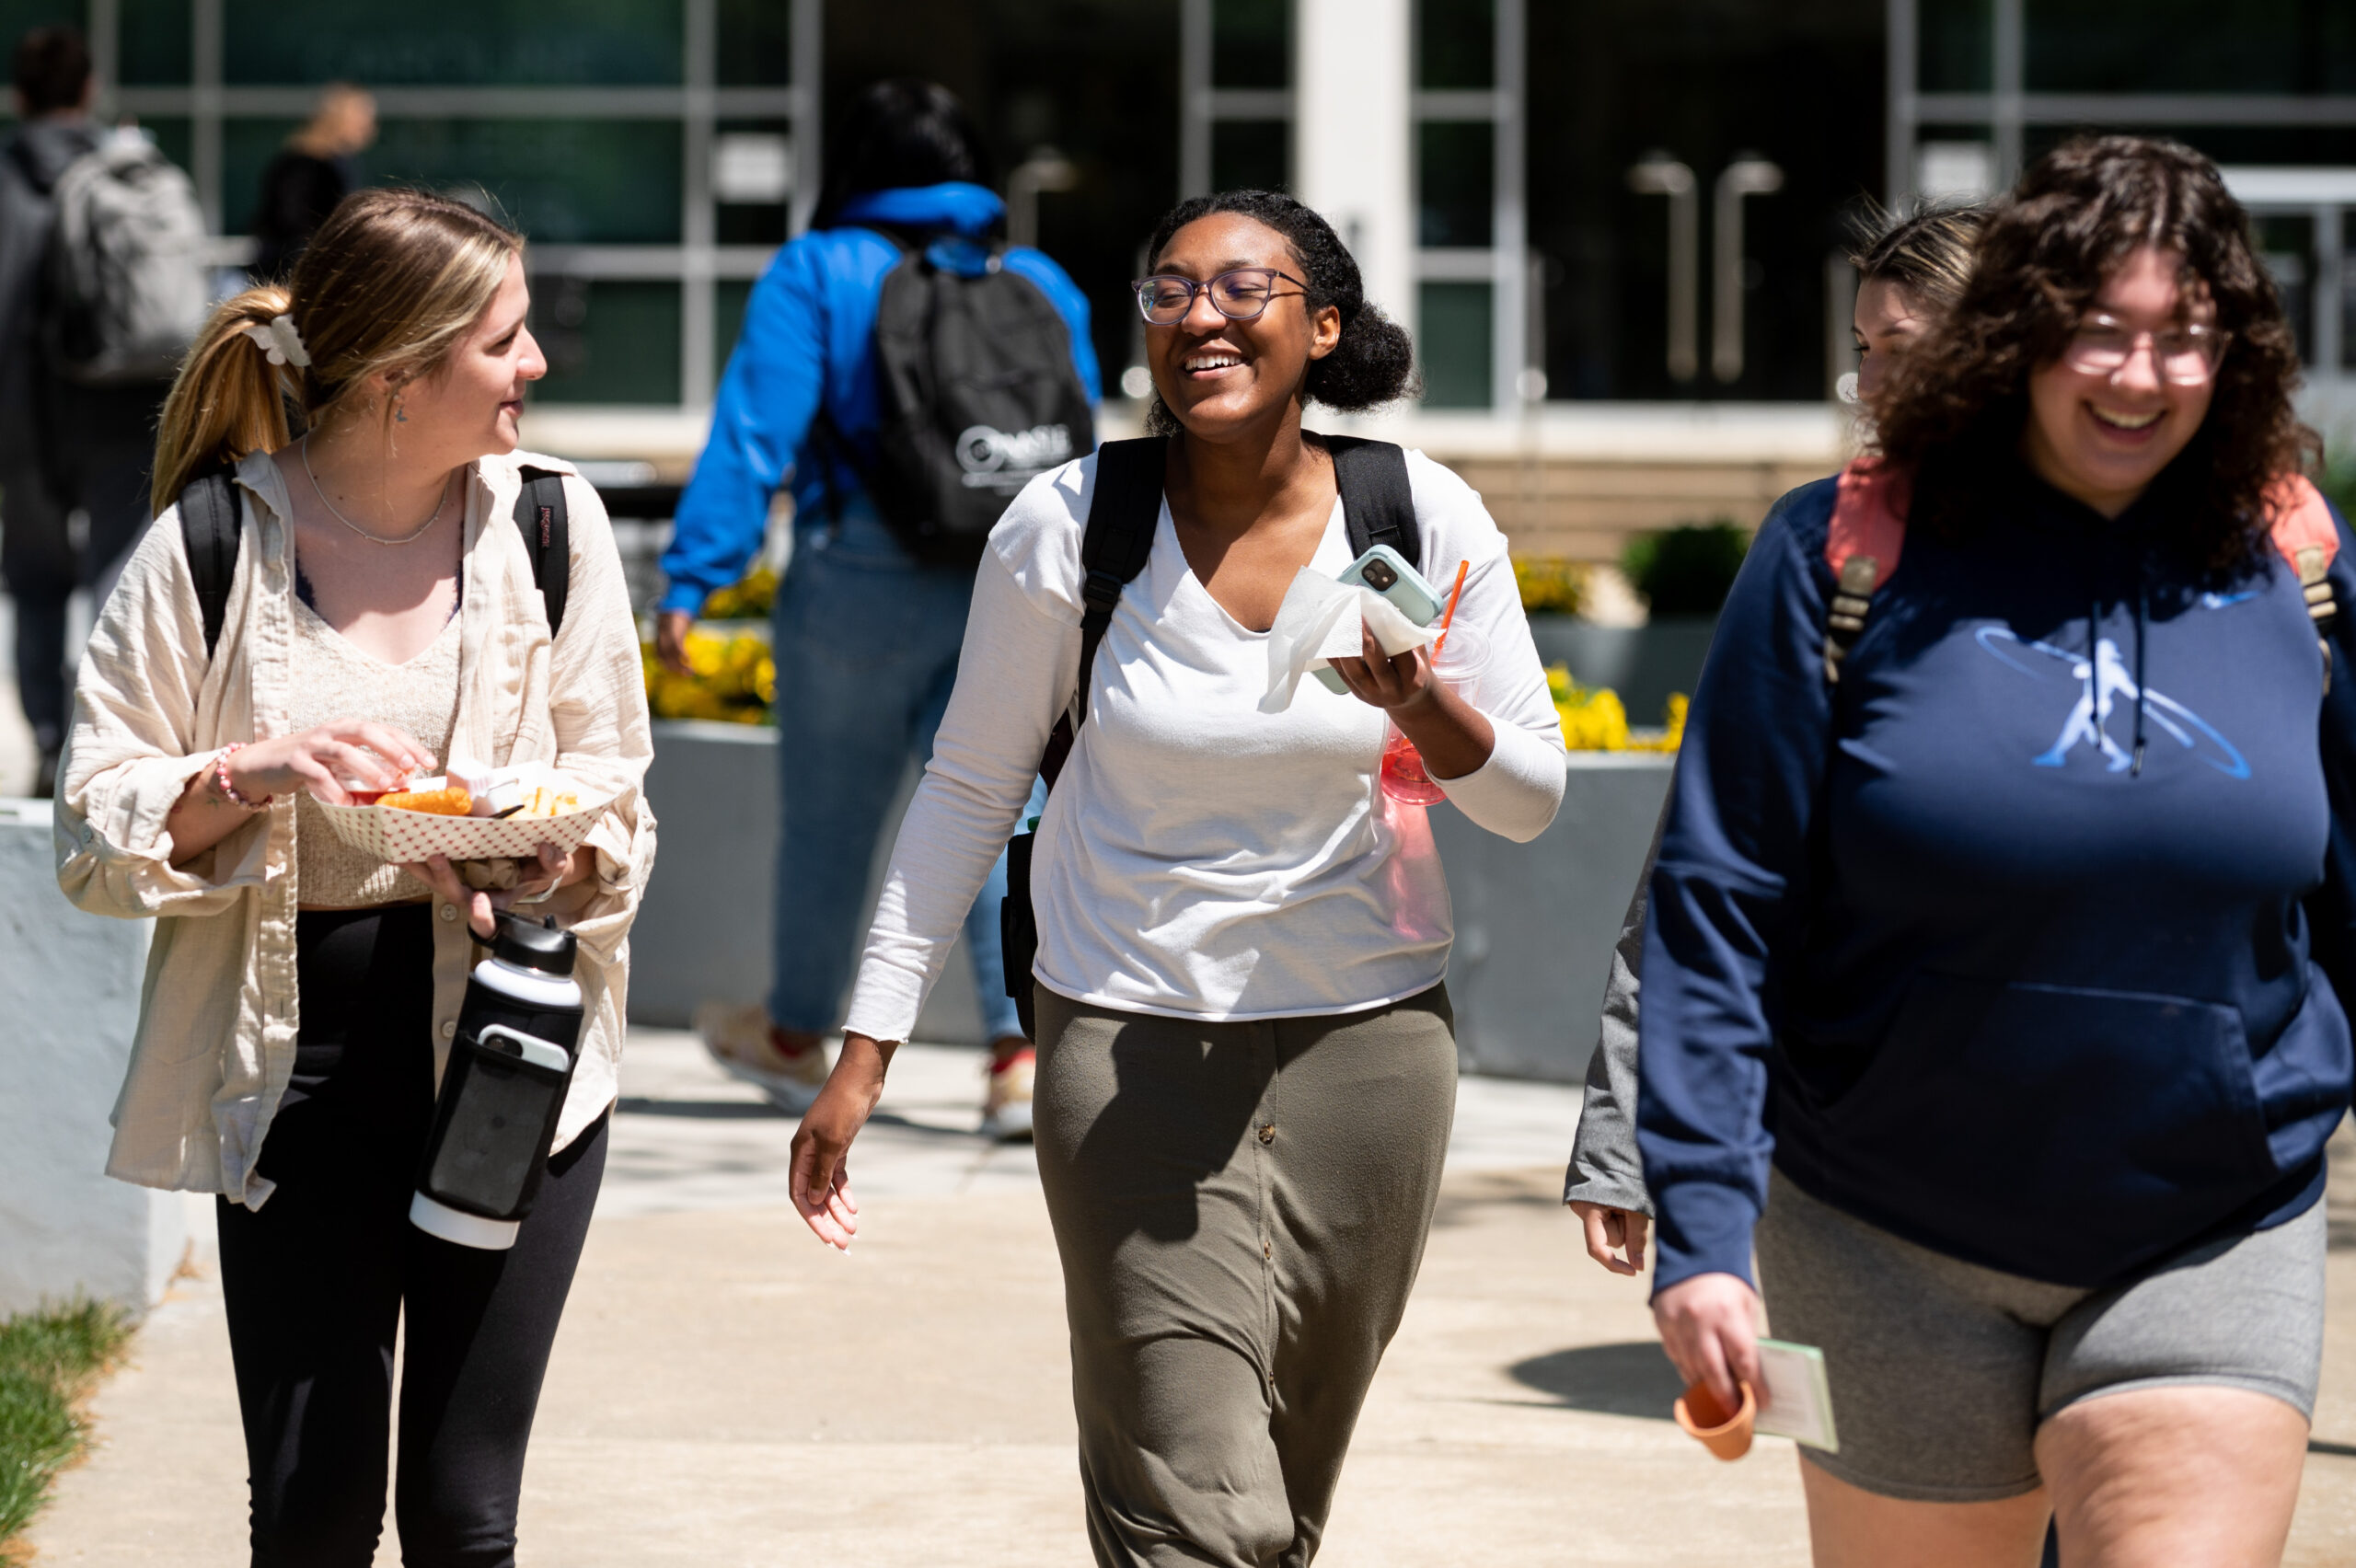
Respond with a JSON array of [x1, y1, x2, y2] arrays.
[[1380, 620, 1490, 805]]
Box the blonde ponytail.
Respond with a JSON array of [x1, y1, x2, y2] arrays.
[[150, 188, 522, 515], [150, 286, 298, 514]]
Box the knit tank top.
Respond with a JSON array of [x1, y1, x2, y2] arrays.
[[286, 591, 464, 908]]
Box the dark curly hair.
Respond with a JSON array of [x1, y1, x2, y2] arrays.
[[1139, 190, 1418, 434], [1874, 135, 2317, 573]]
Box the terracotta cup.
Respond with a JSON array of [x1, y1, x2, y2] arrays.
[[1673, 1378, 1758, 1461]]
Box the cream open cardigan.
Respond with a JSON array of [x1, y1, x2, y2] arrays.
[[54, 448, 657, 1206]]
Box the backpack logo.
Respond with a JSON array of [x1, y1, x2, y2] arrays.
[[955, 423, 1076, 489]]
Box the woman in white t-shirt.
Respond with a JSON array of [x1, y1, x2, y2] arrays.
[[790, 190, 1566, 1566]]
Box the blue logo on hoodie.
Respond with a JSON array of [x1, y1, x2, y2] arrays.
[[1977, 627, 2251, 778]]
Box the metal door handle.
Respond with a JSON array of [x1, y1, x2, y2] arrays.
[[1627, 155, 1698, 384], [1713, 157, 1784, 384]]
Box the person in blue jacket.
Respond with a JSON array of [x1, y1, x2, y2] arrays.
[[658, 79, 1099, 1133], [1642, 136, 2352, 1562]]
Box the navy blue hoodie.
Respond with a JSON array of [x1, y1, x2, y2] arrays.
[[1636, 464, 2356, 1293]]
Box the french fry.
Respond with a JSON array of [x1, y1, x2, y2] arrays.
[[379, 786, 473, 816]]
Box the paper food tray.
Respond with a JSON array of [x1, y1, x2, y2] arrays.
[[316, 765, 608, 863]]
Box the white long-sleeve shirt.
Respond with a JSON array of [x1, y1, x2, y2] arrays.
[[845, 447, 1567, 1040]]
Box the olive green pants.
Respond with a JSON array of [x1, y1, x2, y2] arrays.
[[1033, 985, 1459, 1568]]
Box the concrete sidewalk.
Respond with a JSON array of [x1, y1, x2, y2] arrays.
[[28, 1032, 2356, 1565]]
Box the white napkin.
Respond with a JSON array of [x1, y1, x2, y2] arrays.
[[1259, 567, 1438, 713]]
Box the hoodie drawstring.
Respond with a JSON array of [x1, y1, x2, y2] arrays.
[[2131, 584, 2149, 777], [2094, 585, 2153, 778]]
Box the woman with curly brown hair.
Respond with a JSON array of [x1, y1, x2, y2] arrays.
[[1636, 135, 2349, 1563]]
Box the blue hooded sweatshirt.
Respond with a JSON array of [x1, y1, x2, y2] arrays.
[[659, 181, 1101, 614], [1637, 463, 2356, 1295]]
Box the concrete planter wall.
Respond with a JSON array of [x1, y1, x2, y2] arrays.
[[0, 801, 189, 1318], [1432, 755, 1670, 1080], [1527, 614, 1718, 725], [629, 721, 989, 1043], [631, 723, 1670, 1082]]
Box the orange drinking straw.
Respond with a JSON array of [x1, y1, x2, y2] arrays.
[[1431, 559, 1470, 658]]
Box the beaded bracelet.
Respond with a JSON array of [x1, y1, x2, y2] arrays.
[[214, 744, 272, 811]]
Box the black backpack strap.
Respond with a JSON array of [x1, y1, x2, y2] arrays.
[[1037, 436, 1166, 789], [179, 471, 241, 661], [1324, 434, 1421, 571], [514, 467, 571, 638]]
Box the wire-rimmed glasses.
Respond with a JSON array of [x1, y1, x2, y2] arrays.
[[2062, 313, 2229, 386], [1132, 268, 1308, 326]]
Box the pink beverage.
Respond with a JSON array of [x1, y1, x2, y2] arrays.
[[1379, 620, 1491, 805], [1380, 725, 1449, 804]]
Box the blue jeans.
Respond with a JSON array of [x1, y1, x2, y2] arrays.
[[767, 507, 1037, 1042]]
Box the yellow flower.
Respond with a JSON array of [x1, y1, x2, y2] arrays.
[[1545, 663, 1686, 752], [641, 633, 778, 723], [1515, 558, 1590, 617], [701, 565, 778, 621]]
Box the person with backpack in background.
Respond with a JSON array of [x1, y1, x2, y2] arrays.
[[0, 23, 204, 796], [1563, 201, 1987, 1278], [788, 190, 1566, 1567], [658, 78, 1098, 1136], [1640, 136, 2350, 1563], [53, 188, 654, 1563], [248, 81, 376, 281]]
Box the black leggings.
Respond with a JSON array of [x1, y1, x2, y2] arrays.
[[217, 905, 606, 1568]]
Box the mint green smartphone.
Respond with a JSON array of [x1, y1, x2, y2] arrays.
[[1315, 546, 1444, 694]]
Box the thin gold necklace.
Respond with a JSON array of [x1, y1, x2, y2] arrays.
[[302, 439, 450, 546]]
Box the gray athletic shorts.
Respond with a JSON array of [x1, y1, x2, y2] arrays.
[[1753, 1168, 2326, 1503]]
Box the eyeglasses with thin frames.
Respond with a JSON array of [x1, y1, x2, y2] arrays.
[[2062, 312, 2228, 386], [1132, 268, 1310, 326]]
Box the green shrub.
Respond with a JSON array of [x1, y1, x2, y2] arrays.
[[1623, 522, 1751, 618], [0, 1299, 131, 1545], [2323, 452, 2356, 523]]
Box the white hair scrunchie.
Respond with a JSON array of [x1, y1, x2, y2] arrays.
[[240, 314, 311, 369]]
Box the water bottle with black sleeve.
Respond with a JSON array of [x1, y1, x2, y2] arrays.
[[409, 913, 585, 1251]]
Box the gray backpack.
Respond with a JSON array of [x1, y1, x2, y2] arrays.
[[44, 133, 208, 385]]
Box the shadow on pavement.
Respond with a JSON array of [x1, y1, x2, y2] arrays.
[[1507, 1340, 1684, 1420]]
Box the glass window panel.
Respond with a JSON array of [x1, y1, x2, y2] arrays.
[[2250, 213, 2314, 370], [141, 114, 191, 180], [2021, 123, 2356, 169], [714, 116, 790, 245], [223, 0, 684, 86], [222, 118, 297, 236], [2346, 211, 2356, 375], [2027, 0, 2354, 94], [1211, 0, 1288, 90], [117, 0, 186, 85], [717, 0, 791, 86], [533, 279, 680, 404], [1211, 119, 1287, 194], [1419, 280, 1492, 408], [714, 277, 753, 393], [1418, 0, 1495, 90], [0, 0, 81, 58], [1918, 0, 1991, 93], [222, 118, 683, 243], [1418, 121, 1492, 248]]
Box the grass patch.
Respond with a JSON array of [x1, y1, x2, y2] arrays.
[[0, 1299, 133, 1549]]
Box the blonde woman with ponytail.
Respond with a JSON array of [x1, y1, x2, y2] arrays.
[[54, 189, 654, 1566]]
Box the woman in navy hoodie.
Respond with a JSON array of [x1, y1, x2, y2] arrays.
[[1643, 136, 2351, 1562]]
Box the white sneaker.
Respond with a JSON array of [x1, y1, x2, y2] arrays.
[[981, 1045, 1035, 1142], [694, 1002, 832, 1113]]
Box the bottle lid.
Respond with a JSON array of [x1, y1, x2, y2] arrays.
[[491, 911, 577, 977]]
